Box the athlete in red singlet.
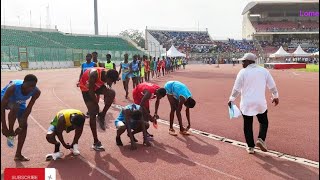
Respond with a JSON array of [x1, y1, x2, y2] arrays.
[[79, 67, 118, 151], [132, 82, 167, 137]]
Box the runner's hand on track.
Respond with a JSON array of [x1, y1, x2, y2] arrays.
[[76, 82, 80, 87]]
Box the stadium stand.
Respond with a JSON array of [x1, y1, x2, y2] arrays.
[[1, 26, 144, 70], [148, 30, 214, 53], [242, 0, 319, 62]]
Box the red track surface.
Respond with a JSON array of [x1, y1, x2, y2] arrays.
[[1, 64, 319, 179]]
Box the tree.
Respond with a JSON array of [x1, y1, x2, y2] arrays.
[[119, 29, 145, 48]]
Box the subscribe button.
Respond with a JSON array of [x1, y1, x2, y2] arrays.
[[4, 168, 56, 180]]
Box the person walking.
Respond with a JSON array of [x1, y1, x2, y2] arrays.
[[228, 53, 279, 154]]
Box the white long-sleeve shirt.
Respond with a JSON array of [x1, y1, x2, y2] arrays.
[[229, 64, 279, 116]]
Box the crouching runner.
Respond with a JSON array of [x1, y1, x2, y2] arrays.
[[46, 109, 85, 160], [115, 104, 151, 150]]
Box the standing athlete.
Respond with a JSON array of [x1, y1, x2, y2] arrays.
[[118, 54, 131, 99], [129, 55, 141, 89], [78, 54, 97, 84], [79, 67, 118, 150]]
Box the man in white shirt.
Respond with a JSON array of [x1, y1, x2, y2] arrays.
[[228, 53, 279, 154]]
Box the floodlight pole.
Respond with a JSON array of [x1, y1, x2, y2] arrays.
[[94, 0, 99, 35]]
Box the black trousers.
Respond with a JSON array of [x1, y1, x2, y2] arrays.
[[242, 110, 268, 148]]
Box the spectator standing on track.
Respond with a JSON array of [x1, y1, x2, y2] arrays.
[[140, 57, 145, 83], [166, 57, 171, 74], [153, 57, 158, 78], [144, 56, 151, 82], [164, 81, 196, 136], [182, 58, 186, 69], [133, 82, 167, 137], [45, 109, 85, 160], [79, 67, 118, 150], [1, 74, 41, 161], [228, 53, 279, 154], [118, 54, 131, 99], [150, 56, 155, 78], [157, 57, 161, 77], [115, 104, 151, 150], [161, 56, 166, 76]]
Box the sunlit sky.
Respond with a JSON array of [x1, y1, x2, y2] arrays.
[[0, 0, 312, 39]]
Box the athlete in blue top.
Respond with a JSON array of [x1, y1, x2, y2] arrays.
[[1, 74, 41, 161], [78, 53, 97, 86], [129, 55, 141, 89], [164, 81, 196, 136], [115, 104, 151, 150], [118, 54, 131, 99]]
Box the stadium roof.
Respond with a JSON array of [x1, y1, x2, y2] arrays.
[[242, 0, 319, 15]]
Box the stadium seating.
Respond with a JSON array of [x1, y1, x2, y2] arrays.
[[1, 28, 64, 48], [148, 30, 214, 53], [33, 31, 138, 51], [252, 21, 319, 32]]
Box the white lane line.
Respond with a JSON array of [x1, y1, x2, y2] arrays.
[[292, 72, 299, 76], [152, 145, 243, 180], [52, 88, 243, 179], [50, 88, 117, 180], [58, 87, 319, 168], [110, 104, 319, 169], [29, 115, 117, 180]]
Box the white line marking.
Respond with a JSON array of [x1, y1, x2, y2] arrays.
[[50, 88, 118, 180], [52, 88, 243, 179], [110, 104, 319, 169], [292, 72, 299, 76], [152, 145, 243, 180]]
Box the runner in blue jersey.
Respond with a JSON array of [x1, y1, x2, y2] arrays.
[[1, 74, 41, 161], [164, 81, 196, 136], [115, 104, 151, 150], [129, 55, 141, 89], [77, 53, 97, 86], [118, 54, 131, 99]]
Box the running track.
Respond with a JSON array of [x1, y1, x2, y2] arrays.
[[1, 64, 319, 179]]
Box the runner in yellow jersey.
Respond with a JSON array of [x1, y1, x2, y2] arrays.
[[105, 54, 116, 70], [46, 109, 85, 160]]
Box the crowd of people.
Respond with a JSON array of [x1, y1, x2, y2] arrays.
[[1, 51, 194, 160], [1, 51, 281, 163], [149, 30, 214, 53], [252, 20, 319, 32]]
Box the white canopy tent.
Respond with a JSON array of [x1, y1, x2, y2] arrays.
[[162, 45, 186, 57], [312, 51, 319, 57], [269, 46, 291, 58], [292, 45, 312, 57]]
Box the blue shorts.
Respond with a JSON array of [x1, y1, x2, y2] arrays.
[[47, 125, 56, 134], [115, 119, 137, 129], [122, 72, 130, 81], [3, 101, 26, 119]]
